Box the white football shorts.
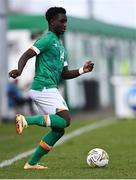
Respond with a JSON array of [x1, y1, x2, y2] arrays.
[[29, 88, 69, 115]]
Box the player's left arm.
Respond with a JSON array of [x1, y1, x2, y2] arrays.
[[61, 60, 94, 79]]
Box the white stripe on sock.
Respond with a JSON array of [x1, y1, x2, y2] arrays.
[[47, 115, 51, 127]]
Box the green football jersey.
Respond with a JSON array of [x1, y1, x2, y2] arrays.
[[31, 31, 68, 91]]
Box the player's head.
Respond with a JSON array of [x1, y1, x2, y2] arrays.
[[45, 7, 67, 35]]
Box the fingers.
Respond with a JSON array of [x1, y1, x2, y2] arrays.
[[88, 64, 94, 71], [9, 72, 16, 79], [9, 74, 17, 79], [86, 60, 94, 67], [87, 61, 94, 70], [9, 70, 19, 79], [83, 60, 94, 73]]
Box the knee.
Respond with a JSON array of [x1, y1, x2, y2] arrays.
[[60, 115, 71, 127], [57, 111, 71, 127], [64, 116, 71, 127]]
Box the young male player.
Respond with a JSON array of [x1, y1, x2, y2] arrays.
[[9, 7, 94, 170]]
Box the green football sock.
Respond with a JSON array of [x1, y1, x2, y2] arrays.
[[25, 114, 68, 128], [28, 145, 49, 165], [25, 115, 46, 127], [28, 130, 64, 165], [43, 129, 64, 146]]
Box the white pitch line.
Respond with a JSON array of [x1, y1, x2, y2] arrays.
[[0, 117, 116, 168]]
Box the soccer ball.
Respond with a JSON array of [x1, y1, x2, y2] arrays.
[[86, 148, 109, 168]]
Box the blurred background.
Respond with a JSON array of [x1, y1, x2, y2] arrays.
[[1, 0, 136, 122]]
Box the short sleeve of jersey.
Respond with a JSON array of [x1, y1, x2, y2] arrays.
[[32, 34, 53, 54]]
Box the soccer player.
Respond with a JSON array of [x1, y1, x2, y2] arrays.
[[9, 7, 94, 170]]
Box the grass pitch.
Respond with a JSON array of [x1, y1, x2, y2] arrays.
[[0, 116, 136, 179]]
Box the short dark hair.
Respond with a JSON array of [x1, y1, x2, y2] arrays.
[[45, 7, 66, 22]]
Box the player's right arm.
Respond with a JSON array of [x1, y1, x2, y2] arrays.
[[9, 33, 52, 79], [9, 48, 37, 79]]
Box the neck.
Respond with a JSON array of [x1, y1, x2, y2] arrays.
[[49, 27, 60, 38]]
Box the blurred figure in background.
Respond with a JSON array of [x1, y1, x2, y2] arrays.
[[7, 79, 35, 116]]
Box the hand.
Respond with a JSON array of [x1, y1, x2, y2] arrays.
[[83, 61, 94, 73], [9, 69, 21, 79]]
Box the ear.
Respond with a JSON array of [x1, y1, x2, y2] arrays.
[[50, 15, 57, 26], [50, 19, 55, 26]]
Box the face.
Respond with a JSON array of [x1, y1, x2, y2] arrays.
[[51, 13, 67, 35]]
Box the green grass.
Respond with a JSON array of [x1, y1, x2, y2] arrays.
[[0, 117, 136, 179]]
